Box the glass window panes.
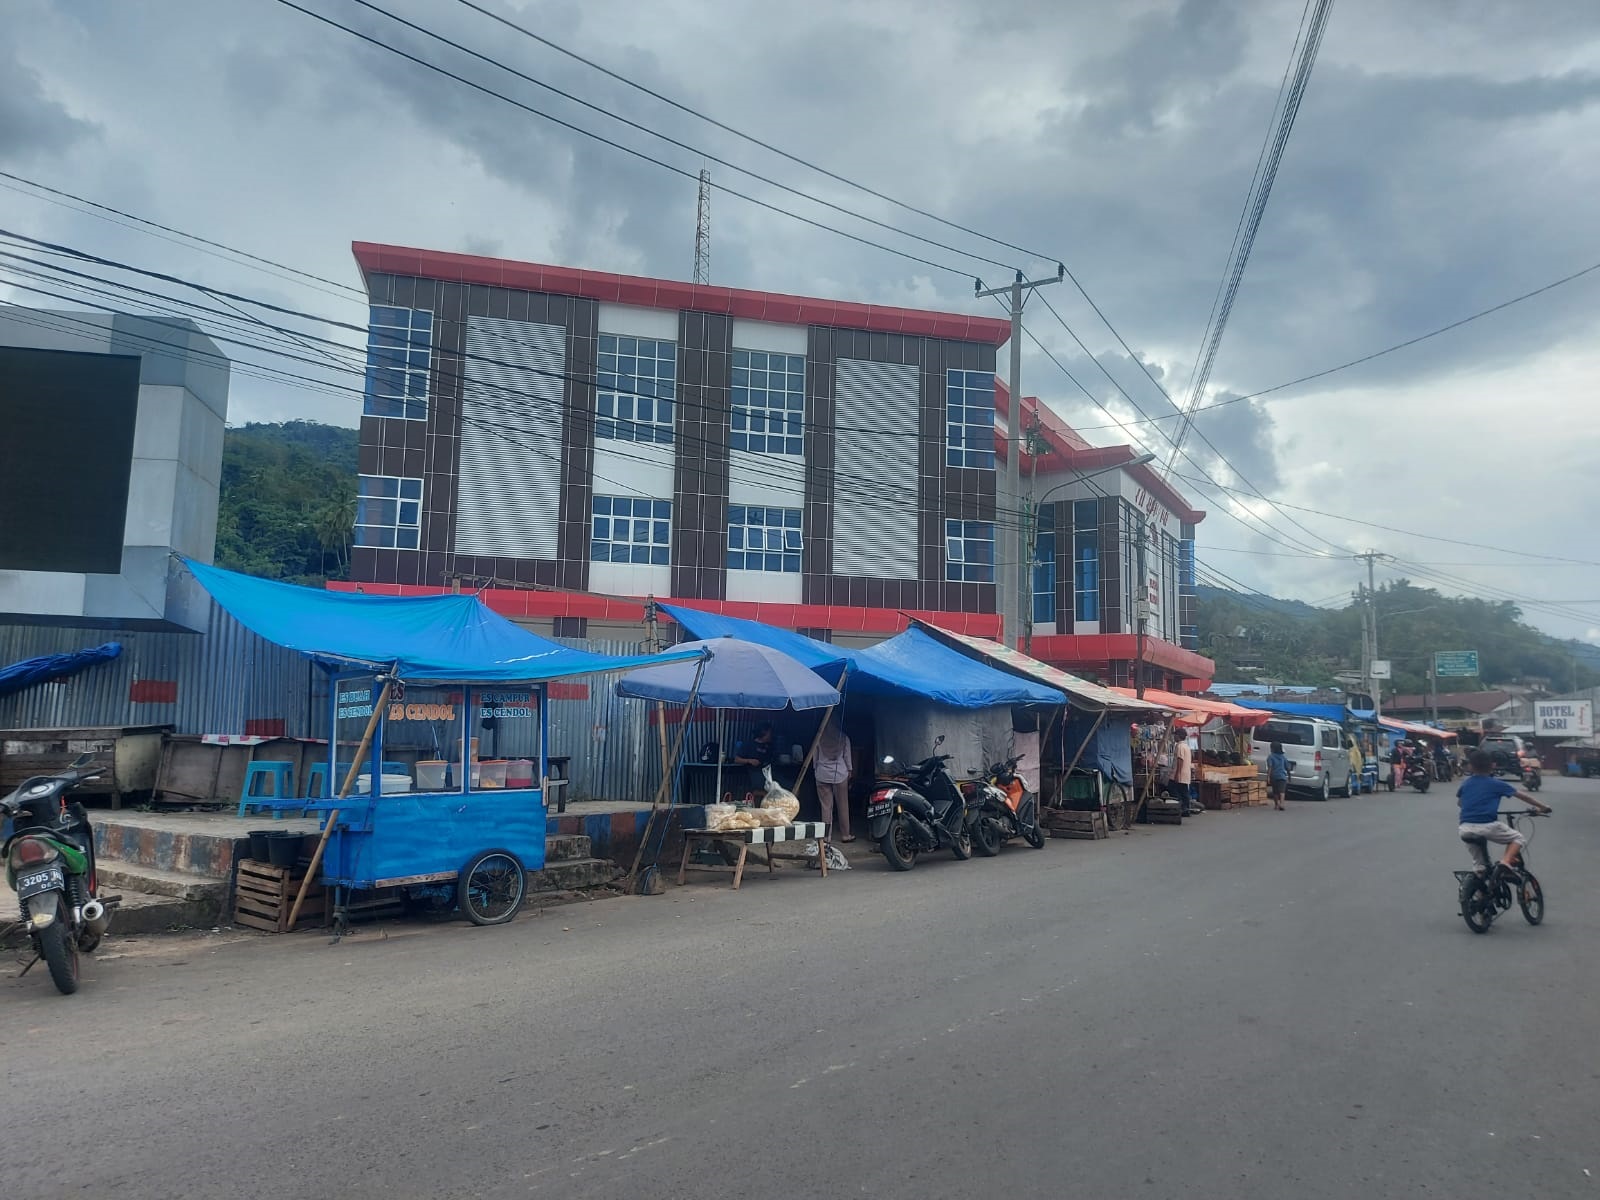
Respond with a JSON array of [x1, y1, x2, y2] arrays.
[[381, 685, 467, 793], [727, 505, 802, 573], [354, 474, 423, 550], [591, 495, 671, 565], [730, 349, 804, 455], [469, 687, 541, 793], [944, 519, 995, 583], [945, 369, 995, 469], [363, 306, 432, 420], [1033, 504, 1056, 625], [597, 334, 676, 445]]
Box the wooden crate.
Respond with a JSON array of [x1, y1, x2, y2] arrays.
[[234, 859, 325, 933], [1044, 809, 1108, 840], [1147, 800, 1183, 825]]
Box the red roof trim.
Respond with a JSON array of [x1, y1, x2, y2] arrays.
[[352, 243, 1014, 346], [1029, 633, 1216, 680]]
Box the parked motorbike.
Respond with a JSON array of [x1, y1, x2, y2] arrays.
[[967, 755, 1046, 855], [866, 737, 976, 871], [1, 755, 120, 994]]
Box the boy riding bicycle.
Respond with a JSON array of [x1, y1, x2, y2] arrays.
[[1458, 749, 1550, 874]]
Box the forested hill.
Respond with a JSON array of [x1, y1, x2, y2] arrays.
[[216, 421, 358, 585], [1198, 583, 1598, 695]]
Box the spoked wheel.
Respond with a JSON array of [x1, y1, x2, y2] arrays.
[[457, 850, 527, 926], [1459, 875, 1494, 935], [36, 906, 81, 995], [881, 816, 918, 872], [950, 827, 973, 861], [972, 816, 1002, 857], [1517, 871, 1544, 925]]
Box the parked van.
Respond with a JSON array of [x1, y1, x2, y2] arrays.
[[1250, 717, 1354, 801]]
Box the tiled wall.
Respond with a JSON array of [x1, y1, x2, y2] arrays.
[[354, 273, 1000, 618]]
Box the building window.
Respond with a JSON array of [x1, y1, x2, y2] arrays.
[[731, 350, 804, 455], [355, 475, 422, 549], [945, 519, 995, 583], [591, 496, 671, 565], [946, 370, 995, 469], [363, 306, 432, 420], [1032, 504, 1056, 625], [727, 505, 801, 572], [597, 334, 676, 444], [1073, 500, 1099, 623]]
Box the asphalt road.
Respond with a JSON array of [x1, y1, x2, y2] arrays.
[[3, 776, 1597, 1200]]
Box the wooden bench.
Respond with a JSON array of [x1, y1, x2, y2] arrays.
[[677, 822, 830, 890]]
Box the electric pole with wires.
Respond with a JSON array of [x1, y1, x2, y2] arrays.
[[976, 266, 1063, 650]]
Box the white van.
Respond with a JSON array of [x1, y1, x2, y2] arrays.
[[1250, 717, 1355, 801]]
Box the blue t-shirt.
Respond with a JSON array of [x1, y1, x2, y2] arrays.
[[1266, 752, 1290, 782], [1457, 774, 1515, 824]]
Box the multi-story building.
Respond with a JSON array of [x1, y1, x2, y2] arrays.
[[347, 243, 1212, 689]]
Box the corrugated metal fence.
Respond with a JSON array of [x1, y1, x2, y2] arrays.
[[0, 619, 744, 804]]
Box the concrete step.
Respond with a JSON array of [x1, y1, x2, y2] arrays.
[[1, 879, 222, 945], [97, 862, 229, 904], [94, 815, 251, 879], [545, 833, 592, 862], [528, 857, 617, 893]]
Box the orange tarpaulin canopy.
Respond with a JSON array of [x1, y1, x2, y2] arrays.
[[1112, 687, 1273, 729]]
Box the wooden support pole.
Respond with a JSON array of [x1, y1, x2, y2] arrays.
[[626, 656, 708, 890], [287, 676, 392, 932], [1058, 708, 1107, 805]]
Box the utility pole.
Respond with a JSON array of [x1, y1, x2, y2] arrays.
[[976, 265, 1064, 650], [692, 169, 711, 285], [1135, 522, 1149, 697], [1429, 655, 1439, 727], [1355, 551, 1389, 716]]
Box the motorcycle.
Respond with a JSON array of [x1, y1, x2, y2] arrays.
[[866, 737, 976, 871], [1, 755, 120, 994], [1404, 759, 1432, 792], [1520, 753, 1543, 792], [967, 755, 1046, 855]]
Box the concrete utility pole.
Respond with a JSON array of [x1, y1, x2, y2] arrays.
[[1355, 551, 1389, 716], [1135, 522, 1149, 698], [976, 266, 1063, 650]]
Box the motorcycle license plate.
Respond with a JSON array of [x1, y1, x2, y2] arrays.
[[866, 799, 894, 820], [16, 865, 65, 900]]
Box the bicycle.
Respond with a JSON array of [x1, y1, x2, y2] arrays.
[[1454, 809, 1549, 935]]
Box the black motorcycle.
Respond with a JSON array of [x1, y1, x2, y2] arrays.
[[1404, 760, 1432, 793], [866, 737, 975, 871], [2, 755, 120, 994], [968, 755, 1046, 855]]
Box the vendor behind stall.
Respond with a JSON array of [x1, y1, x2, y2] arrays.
[[732, 722, 776, 799]]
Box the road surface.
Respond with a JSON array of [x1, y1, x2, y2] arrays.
[[3, 776, 1597, 1199]]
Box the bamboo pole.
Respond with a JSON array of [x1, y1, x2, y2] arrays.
[[287, 676, 392, 932], [626, 656, 708, 890], [1057, 708, 1107, 815]]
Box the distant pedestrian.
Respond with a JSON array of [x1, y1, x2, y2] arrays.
[[1267, 741, 1292, 809], [1165, 733, 1194, 816], [814, 721, 854, 842]]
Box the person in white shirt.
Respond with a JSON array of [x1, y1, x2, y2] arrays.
[[814, 722, 854, 842]]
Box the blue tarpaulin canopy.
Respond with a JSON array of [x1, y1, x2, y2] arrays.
[[1234, 700, 1380, 725], [663, 607, 1062, 709], [616, 637, 840, 710], [852, 628, 1063, 708], [658, 605, 851, 680], [185, 559, 698, 683], [0, 642, 122, 699]]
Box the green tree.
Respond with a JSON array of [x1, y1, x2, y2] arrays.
[[216, 421, 358, 584]]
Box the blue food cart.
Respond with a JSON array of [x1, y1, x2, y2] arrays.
[[185, 560, 697, 933]]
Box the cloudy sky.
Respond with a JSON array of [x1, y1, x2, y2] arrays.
[[5, 0, 1600, 646]]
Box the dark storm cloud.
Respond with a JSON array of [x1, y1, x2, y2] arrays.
[[0, 46, 98, 160]]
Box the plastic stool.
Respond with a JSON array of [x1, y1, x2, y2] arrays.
[[306, 761, 329, 800], [238, 761, 296, 817]]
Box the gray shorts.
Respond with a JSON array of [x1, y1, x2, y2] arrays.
[[1459, 820, 1525, 867]]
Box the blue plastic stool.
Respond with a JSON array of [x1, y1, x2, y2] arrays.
[[238, 761, 297, 817], [306, 761, 329, 800]]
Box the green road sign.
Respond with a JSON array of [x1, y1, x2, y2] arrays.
[[1434, 650, 1479, 677]]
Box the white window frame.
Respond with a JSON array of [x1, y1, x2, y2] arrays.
[[363, 306, 432, 420], [945, 369, 995, 469], [597, 334, 676, 445], [727, 505, 802, 573], [591, 495, 672, 565], [731, 349, 804, 456], [355, 475, 423, 549], [945, 519, 995, 584]]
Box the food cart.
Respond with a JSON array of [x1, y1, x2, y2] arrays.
[[183, 560, 698, 933]]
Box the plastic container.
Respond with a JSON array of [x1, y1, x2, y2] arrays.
[[266, 831, 301, 868], [356, 773, 412, 795], [477, 760, 508, 789], [505, 758, 535, 789], [415, 760, 448, 791], [247, 830, 273, 863]]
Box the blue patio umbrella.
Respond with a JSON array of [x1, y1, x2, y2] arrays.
[[616, 637, 841, 803]]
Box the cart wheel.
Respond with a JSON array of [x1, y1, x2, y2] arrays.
[[458, 850, 527, 926]]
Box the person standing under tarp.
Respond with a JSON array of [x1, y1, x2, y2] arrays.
[[814, 721, 854, 843], [1165, 730, 1194, 816]]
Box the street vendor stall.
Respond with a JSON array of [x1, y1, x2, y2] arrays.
[[616, 637, 840, 889], [184, 560, 699, 932]]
